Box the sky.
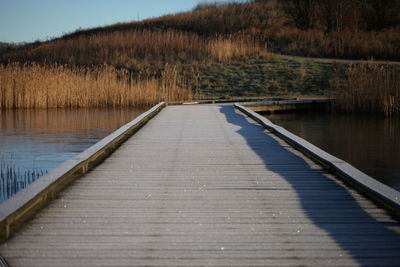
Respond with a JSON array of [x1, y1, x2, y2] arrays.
[[0, 0, 232, 43]]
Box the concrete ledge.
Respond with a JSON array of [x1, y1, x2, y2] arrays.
[[0, 102, 166, 241], [235, 103, 400, 212]]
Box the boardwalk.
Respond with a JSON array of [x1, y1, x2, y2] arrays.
[[1, 104, 400, 266]]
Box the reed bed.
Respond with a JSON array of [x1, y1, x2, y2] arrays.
[[108, 0, 400, 60], [208, 35, 263, 62], [332, 64, 400, 116], [1, 0, 399, 63], [0, 157, 46, 202], [0, 29, 262, 108], [0, 63, 192, 109], [2, 29, 263, 67]]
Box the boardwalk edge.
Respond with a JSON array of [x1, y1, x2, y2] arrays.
[[0, 102, 166, 241], [234, 103, 400, 213]]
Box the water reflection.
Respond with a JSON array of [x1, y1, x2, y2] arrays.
[[0, 107, 145, 201], [267, 111, 400, 191]]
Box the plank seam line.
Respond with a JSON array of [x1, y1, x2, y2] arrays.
[[234, 103, 400, 213], [0, 102, 166, 242]]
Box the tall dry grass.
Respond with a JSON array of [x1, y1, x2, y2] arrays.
[[332, 64, 400, 116], [1, 0, 399, 62], [1, 29, 264, 68], [0, 63, 192, 109], [208, 35, 263, 62], [0, 29, 263, 109], [1, 156, 45, 202]]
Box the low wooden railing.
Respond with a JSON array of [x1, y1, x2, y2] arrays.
[[0, 102, 166, 241], [235, 103, 400, 213]]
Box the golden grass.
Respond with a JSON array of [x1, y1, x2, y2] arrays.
[[332, 64, 400, 116], [0, 29, 263, 109], [208, 35, 263, 62], [2, 29, 263, 68], [1, 1, 399, 110], [2, 0, 399, 63], [0, 63, 192, 109]]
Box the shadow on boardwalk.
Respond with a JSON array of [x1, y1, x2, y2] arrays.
[[220, 105, 400, 265]]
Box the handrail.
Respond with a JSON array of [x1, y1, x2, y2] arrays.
[[235, 103, 400, 212], [0, 102, 166, 241]]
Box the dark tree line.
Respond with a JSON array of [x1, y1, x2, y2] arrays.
[[277, 0, 400, 32]]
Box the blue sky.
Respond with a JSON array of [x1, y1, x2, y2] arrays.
[[0, 0, 235, 43]]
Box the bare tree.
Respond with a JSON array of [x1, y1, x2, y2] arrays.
[[362, 0, 397, 30], [278, 0, 319, 30]]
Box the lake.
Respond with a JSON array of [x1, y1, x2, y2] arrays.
[[0, 107, 145, 202], [2, 107, 399, 202], [267, 111, 400, 191]]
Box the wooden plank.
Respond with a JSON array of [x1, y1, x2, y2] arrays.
[[1, 104, 400, 266], [235, 103, 400, 211], [0, 102, 166, 241]]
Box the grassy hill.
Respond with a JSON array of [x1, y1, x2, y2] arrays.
[[3, 0, 399, 63], [1, 0, 399, 114]]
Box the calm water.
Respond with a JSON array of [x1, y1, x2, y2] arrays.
[[0, 108, 145, 201], [267, 112, 400, 191]]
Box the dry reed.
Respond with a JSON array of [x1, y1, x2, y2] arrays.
[[0, 158, 45, 202], [2, 29, 263, 67], [1, 0, 399, 62], [0, 63, 192, 109], [0, 29, 263, 109], [208, 35, 262, 62], [332, 64, 400, 116]]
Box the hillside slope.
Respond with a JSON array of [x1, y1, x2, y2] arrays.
[[2, 0, 399, 65], [1, 0, 399, 111]]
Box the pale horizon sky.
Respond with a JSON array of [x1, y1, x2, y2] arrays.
[[0, 0, 241, 44]]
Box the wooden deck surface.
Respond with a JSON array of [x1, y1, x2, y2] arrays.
[[1, 104, 400, 266]]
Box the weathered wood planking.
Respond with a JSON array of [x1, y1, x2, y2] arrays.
[[0, 102, 166, 242], [1, 104, 400, 266], [235, 103, 400, 212]]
